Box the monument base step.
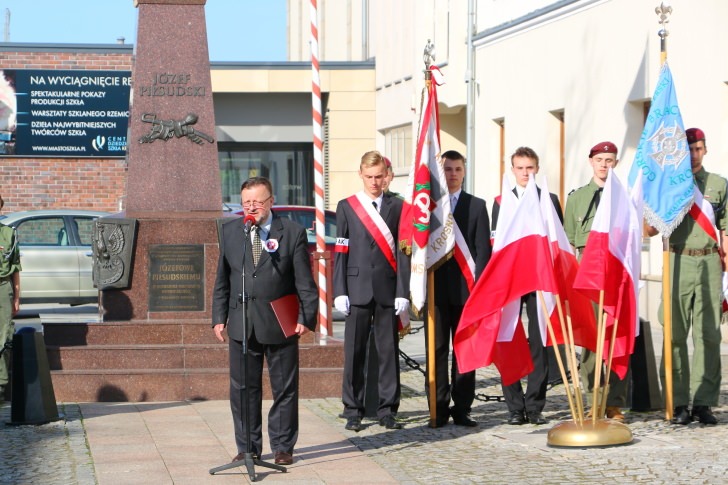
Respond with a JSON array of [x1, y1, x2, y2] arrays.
[[50, 367, 343, 402]]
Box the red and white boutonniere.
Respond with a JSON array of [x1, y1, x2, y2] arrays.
[[264, 238, 279, 252]]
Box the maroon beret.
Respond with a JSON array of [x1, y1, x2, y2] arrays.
[[686, 127, 705, 145], [383, 156, 392, 168], [589, 141, 618, 158]]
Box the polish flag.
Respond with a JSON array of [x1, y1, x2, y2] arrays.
[[454, 175, 558, 384], [537, 176, 597, 352], [573, 169, 640, 379]]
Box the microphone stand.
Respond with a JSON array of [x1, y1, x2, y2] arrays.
[[209, 222, 286, 480]]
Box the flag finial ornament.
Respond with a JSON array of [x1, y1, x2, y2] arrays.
[[655, 2, 672, 39], [423, 40, 435, 69]]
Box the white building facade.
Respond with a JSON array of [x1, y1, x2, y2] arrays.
[[290, 0, 728, 324]]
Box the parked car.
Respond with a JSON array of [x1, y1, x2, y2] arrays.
[[0, 210, 109, 304]]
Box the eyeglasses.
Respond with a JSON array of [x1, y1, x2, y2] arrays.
[[242, 196, 272, 209]]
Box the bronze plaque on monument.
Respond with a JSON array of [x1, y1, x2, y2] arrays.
[[148, 244, 205, 312]]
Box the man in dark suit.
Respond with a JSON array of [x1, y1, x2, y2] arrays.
[[334, 150, 410, 432], [212, 177, 318, 466], [429, 150, 491, 427], [491, 146, 563, 426]]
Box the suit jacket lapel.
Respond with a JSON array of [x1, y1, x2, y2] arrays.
[[256, 215, 284, 269], [380, 194, 393, 226], [453, 191, 469, 226]]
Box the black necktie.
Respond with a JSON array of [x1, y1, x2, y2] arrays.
[[372, 201, 378, 211], [583, 188, 603, 228], [252, 226, 262, 266]]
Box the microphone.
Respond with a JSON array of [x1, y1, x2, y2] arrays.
[[243, 214, 256, 233]]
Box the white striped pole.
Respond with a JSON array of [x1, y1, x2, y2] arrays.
[[310, 0, 330, 338]]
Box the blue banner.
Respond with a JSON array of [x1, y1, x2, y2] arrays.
[[628, 63, 693, 236], [0, 69, 131, 158]]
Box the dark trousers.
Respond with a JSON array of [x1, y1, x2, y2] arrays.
[[342, 301, 400, 419], [425, 303, 475, 420], [502, 292, 548, 414], [229, 333, 299, 456]]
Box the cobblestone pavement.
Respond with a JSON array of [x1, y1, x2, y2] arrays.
[[0, 402, 94, 485], [306, 360, 728, 484], [3, 331, 728, 483]]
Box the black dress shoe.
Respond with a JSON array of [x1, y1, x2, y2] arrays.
[[671, 406, 691, 425], [379, 414, 403, 429], [507, 410, 527, 425], [345, 416, 363, 432], [452, 413, 478, 427], [274, 451, 293, 465], [691, 406, 718, 425], [527, 412, 548, 425]]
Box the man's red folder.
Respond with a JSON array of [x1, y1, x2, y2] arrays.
[[270, 293, 300, 338]]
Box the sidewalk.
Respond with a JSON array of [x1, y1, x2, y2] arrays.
[[2, 319, 728, 483]]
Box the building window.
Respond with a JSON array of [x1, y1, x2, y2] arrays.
[[383, 124, 413, 170], [218, 143, 313, 206]]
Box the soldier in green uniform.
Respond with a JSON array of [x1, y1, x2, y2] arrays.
[[0, 194, 21, 402], [564, 141, 628, 421], [649, 128, 728, 425]]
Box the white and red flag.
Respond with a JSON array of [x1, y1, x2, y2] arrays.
[[537, 176, 597, 352], [453, 175, 558, 385], [399, 68, 455, 312], [572, 169, 641, 379]]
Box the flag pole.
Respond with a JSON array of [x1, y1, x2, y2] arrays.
[[310, 0, 330, 339], [563, 301, 585, 425], [421, 52, 439, 428], [599, 317, 620, 419], [656, 1, 674, 422], [591, 291, 606, 425], [538, 292, 577, 424], [426, 272, 437, 427]]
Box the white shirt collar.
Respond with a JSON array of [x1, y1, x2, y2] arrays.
[[372, 193, 384, 211]]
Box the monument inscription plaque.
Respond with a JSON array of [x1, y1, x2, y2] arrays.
[[148, 244, 205, 312]]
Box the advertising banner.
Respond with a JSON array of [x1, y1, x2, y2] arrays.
[[0, 69, 131, 157]]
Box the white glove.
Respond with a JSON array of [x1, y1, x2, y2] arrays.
[[334, 295, 350, 315], [722, 272, 728, 301], [394, 297, 410, 316]]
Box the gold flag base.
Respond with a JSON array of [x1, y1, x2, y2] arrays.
[[547, 419, 633, 448]]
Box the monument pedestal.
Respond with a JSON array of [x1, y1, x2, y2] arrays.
[[42, 0, 343, 402]]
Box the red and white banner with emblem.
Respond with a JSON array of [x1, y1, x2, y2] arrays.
[[399, 68, 454, 311]]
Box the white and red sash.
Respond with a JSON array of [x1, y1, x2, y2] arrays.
[[689, 185, 720, 245], [688, 186, 728, 310], [452, 224, 476, 291], [347, 192, 397, 271]]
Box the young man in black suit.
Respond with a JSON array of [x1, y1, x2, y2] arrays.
[[429, 150, 492, 427], [491, 146, 563, 426], [212, 177, 318, 466], [334, 150, 410, 432]]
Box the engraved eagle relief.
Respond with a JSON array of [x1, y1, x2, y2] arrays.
[[138, 112, 214, 145], [94, 222, 125, 286]]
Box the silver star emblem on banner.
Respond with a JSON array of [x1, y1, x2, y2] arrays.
[[647, 121, 688, 169]]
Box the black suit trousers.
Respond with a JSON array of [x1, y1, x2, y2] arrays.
[[342, 301, 400, 419], [229, 333, 299, 456], [501, 292, 549, 414], [425, 303, 475, 419]]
